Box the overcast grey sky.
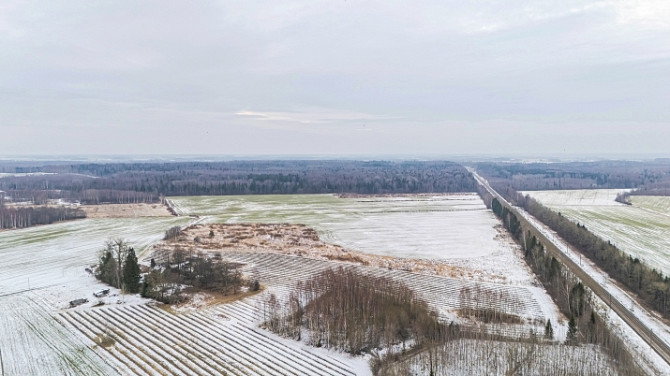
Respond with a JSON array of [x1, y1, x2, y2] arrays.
[[1, 1, 669, 157]]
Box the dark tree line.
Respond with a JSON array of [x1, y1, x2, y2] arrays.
[[618, 187, 670, 204], [479, 160, 670, 319], [0, 204, 85, 229], [476, 159, 670, 191], [516, 194, 670, 318], [0, 160, 476, 205], [490, 198, 643, 374]]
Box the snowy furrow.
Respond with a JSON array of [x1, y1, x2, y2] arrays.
[[227, 323, 356, 376], [127, 305, 284, 376], [113, 306, 245, 376], [65, 310, 161, 375], [124, 305, 263, 375], [192, 311, 352, 376], [100, 308, 209, 375], [211, 301, 259, 325], [57, 312, 147, 376], [78, 309, 179, 376], [72, 310, 171, 375], [185, 311, 316, 376], [94, 307, 208, 376]]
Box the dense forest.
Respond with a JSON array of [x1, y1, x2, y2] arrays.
[[0, 160, 476, 204], [476, 159, 670, 191]]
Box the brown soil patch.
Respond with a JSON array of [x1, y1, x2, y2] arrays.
[[336, 192, 474, 198], [152, 223, 477, 279], [81, 203, 172, 218], [94, 333, 116, 348], [164, 288, 264, 312]]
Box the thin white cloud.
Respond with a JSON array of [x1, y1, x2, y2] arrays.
[[1, 0, 669, 157], [235, 109, 396, 124], [613, 0, 670, 29]]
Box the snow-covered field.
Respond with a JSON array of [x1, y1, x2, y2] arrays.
[[524, 189, 670, 275], [0, 217, 189, 297], [169, 194, 541, 285], [0, 216, 192, 375], [0, 194, 571, 375], [0, 294, 118, 376], [58, 301, 365, 376], [169, 194, 568, 338], [516, 207, 670, 375]]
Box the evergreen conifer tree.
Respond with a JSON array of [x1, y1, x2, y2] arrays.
[[123, 248, 141, 293], [544, 319, 554, 340], [98, 251, 119, 287], [566, 316, 578, 343]]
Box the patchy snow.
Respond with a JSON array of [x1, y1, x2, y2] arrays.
[[0, 216, 191, 375], [169, 194, 549, 286], [403, 339, 618, 376], [1, 193, 575, 375], [522, 189, 630, 207], [169, 194, 568, 345], [516, 207, 670, 375], [0, 172, 57, 178], [172, 292, 212, 311], [524, 189, 670, 275]]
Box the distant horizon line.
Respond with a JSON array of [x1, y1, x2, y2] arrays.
[[1, 153, 669, 163]]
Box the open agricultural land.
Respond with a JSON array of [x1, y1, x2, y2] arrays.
[[168, 193, 538, 284], [0, 215, 190, 375], [523, 189, 670, 275], [0, 210, 369, 375], [1, 190, 627, 375]]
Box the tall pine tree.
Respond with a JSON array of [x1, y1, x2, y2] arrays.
[[123, 248, 141, 293], [566, 316, 578, 344], [544, 319, 554, 340], [97, 251, 119, 288]]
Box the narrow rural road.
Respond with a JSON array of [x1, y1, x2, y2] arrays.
[[468, 168, 670, 369]]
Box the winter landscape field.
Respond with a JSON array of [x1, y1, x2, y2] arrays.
[[523, 190, 670, 275], [0, 215, 190, 374], [168, 193, 536, 282], [0, 193, 598, 375], [4, 0, 670, 372]]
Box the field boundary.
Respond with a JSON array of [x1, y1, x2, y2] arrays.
[[471, 169, 670, 368]]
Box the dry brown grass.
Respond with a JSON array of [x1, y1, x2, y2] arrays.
[[81, 203, 172, 218], [153, 223, 484, 280], [94, 333, 116, 348]]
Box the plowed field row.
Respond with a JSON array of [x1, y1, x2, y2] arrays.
[[226, 252, 545, 321], [59, 304, 356, 376]]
